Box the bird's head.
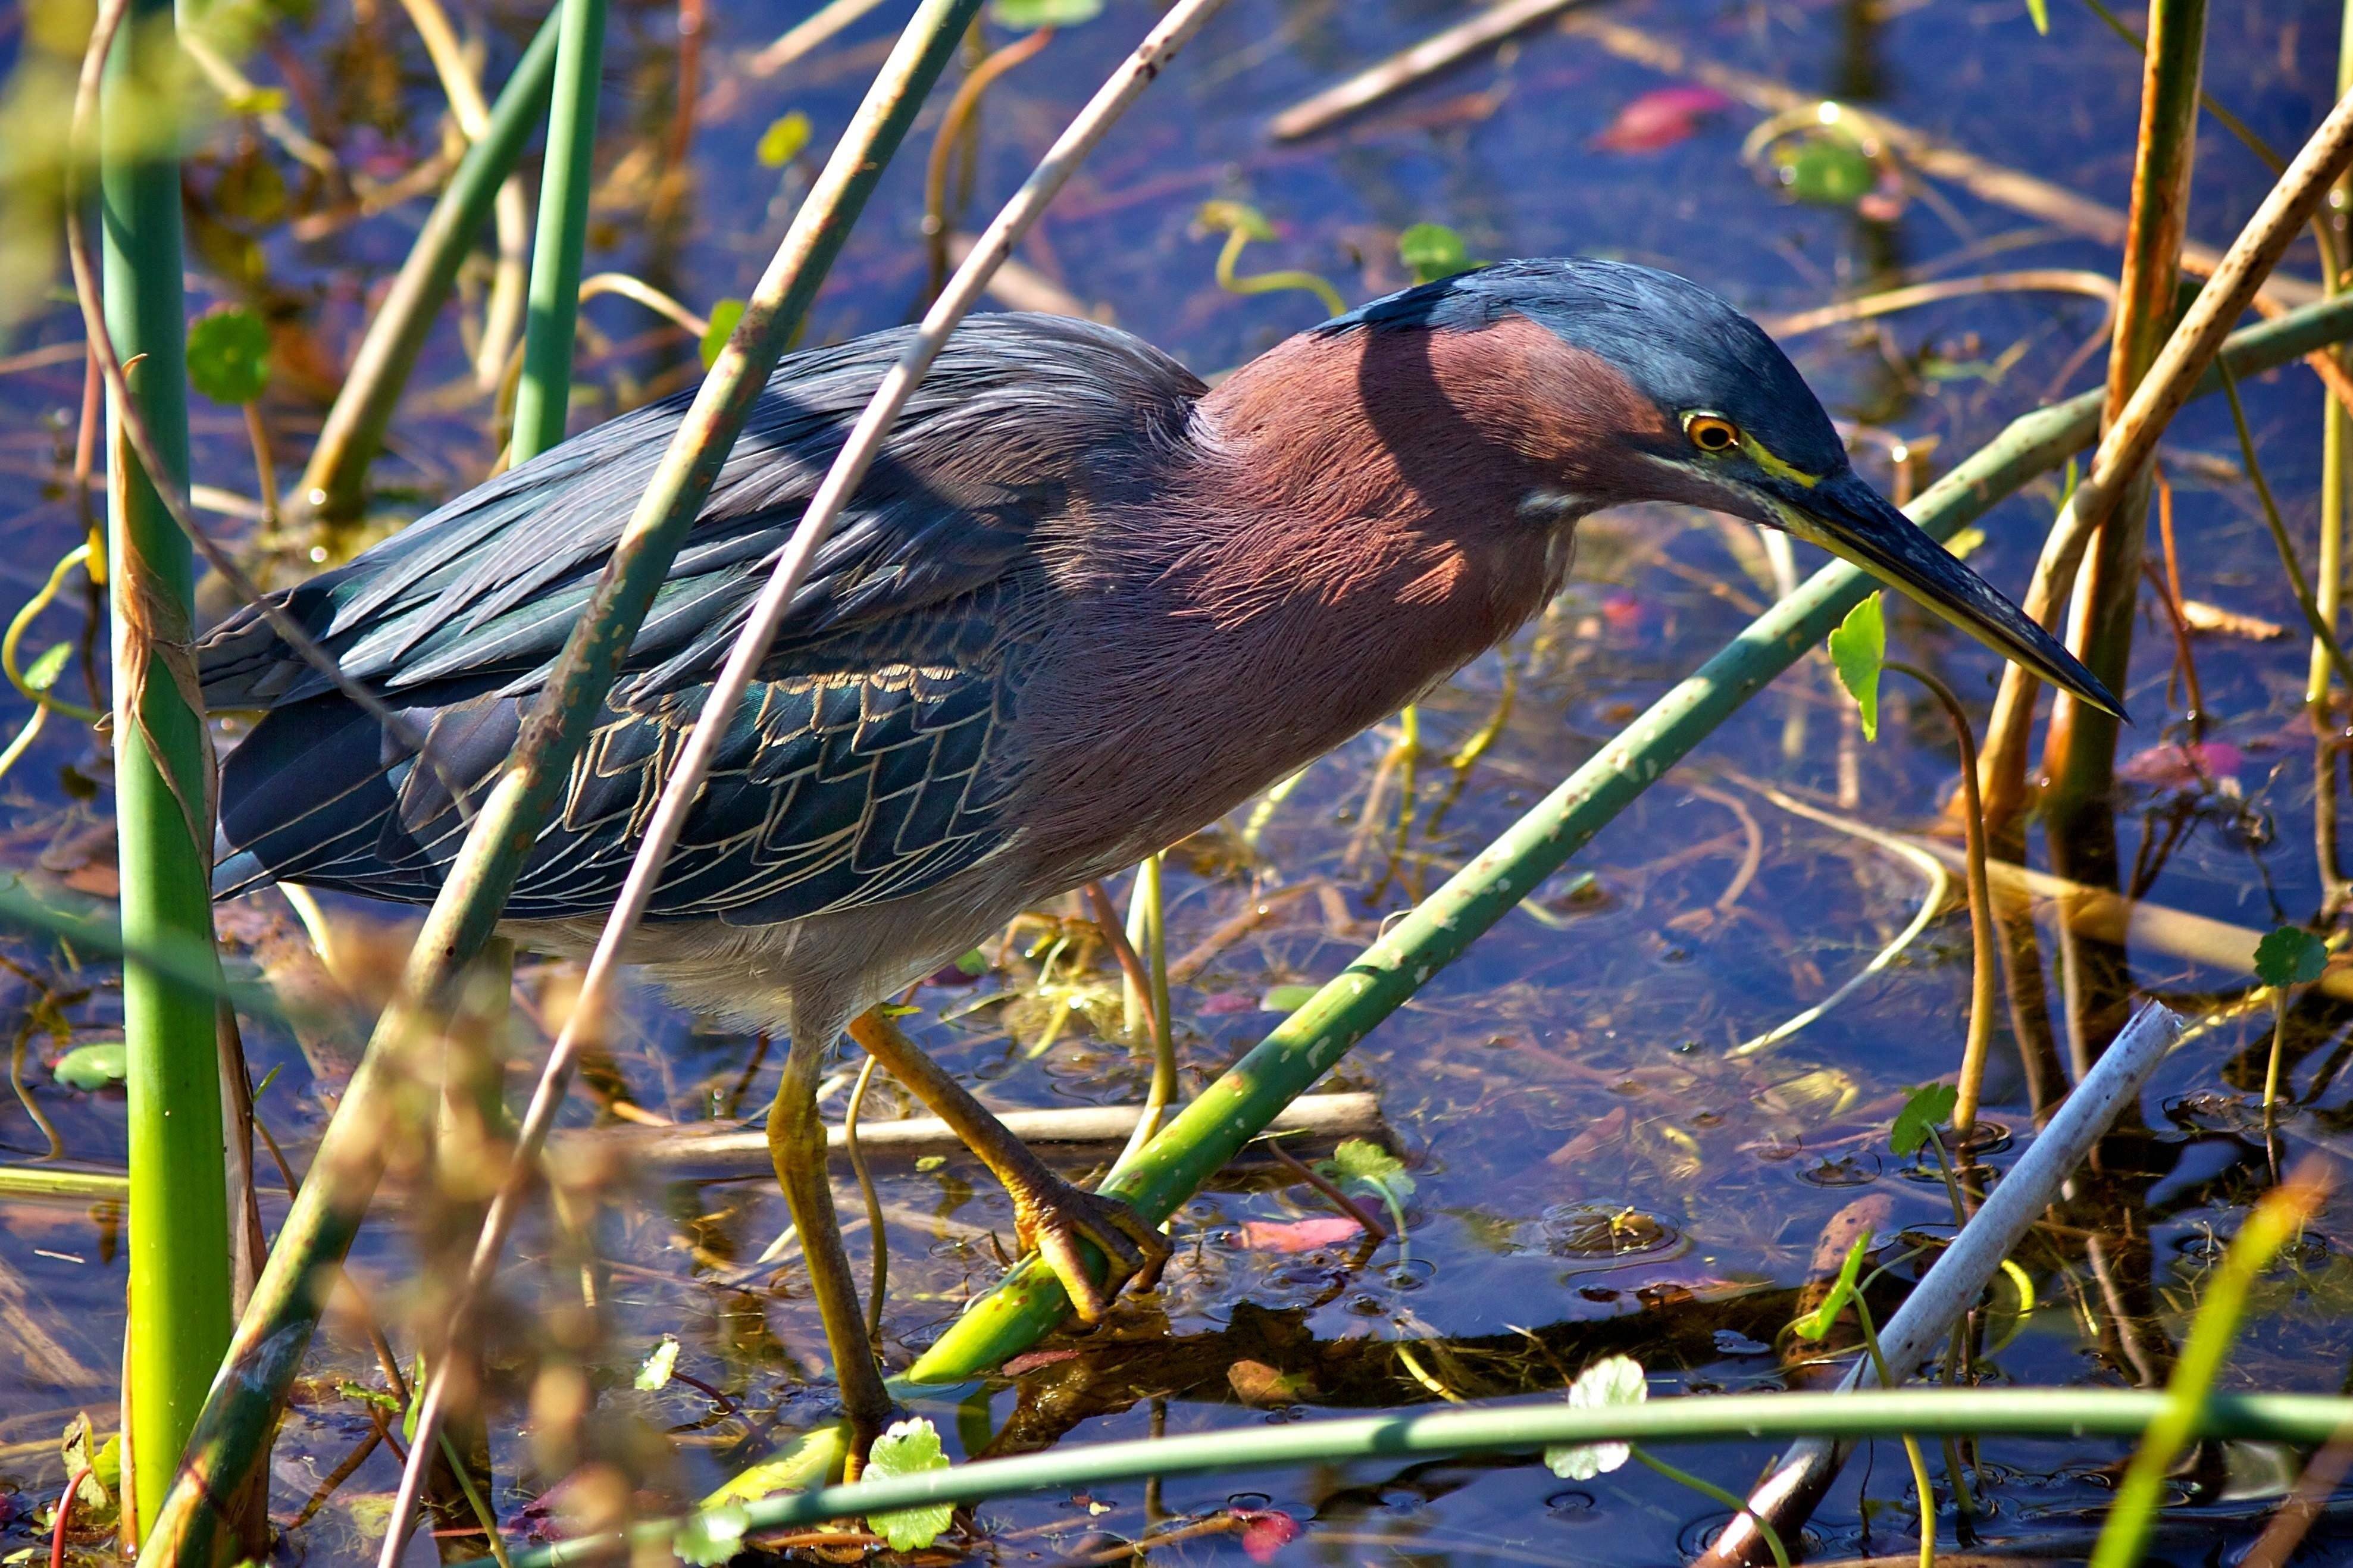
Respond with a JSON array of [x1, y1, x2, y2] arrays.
[[1321, 258, 2121, 718]]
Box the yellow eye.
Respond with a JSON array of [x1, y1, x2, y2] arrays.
[[1685, 414, 1741, 453]]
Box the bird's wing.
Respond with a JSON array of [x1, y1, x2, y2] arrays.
[[206, 313, 1203, 923], [197, 312, 1201, 708]]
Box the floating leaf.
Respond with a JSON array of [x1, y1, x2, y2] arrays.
[[863, 1417, 953, 1551], [1544, 1354, 1647, 1479], [1260, 983, 1319, 1012], [954, 948, 988, 976], [1828, 593, 1885, 741], [186, 308, 271, 405], [700, 299, 746, 369], [1791, 1232, 1873, 1341], [1591, 84, 1732, 152], [990, 0, 1100, 26], [1889, 1082, 1957, 1157], [636, 1334, 680, 1391], [1322, 1137, 1414, 1202], [1237, 1508, 1301, 1563], [1237, 1216, 1364, 1253], [23, 643, 70, 693], [755, 111, 811, 168], [53, 1040, 127, 1091], [673, 1503, 748, 1567], [1398, 222, 1473, 284], [1788, 137, 1876, 206], [2255, 926, 2329, 990], [2119, 740, 2243, 788]]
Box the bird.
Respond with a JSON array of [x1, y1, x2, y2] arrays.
[[199, 257, 2116, 1431]]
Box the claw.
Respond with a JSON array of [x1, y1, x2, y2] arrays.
[[1011, 1176, 1172, 1322]]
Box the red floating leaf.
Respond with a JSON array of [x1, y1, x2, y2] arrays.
[[1237, 1509, 1301, 1563], [1237, 1216, 1365, 1253], [2119, 740, 2242, 788], [1592, 84, 1733, 152]]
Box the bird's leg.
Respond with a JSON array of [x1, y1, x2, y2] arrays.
[[845, 1009, 1169, 1322], [765, 1032, 893, 1439]]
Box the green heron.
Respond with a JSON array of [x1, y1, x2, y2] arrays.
[[201, 258, 2114, 1426]]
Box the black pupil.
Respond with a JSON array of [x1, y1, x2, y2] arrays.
[[1700, 423, 1731, 448]]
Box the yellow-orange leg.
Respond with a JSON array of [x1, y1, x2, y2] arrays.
[[846, 1009, 1169, 1320], [765, 1039, 892, 1439]]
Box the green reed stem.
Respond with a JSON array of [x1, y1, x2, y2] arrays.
[[0, 1165, 130, 1201], [86, 0, 233, 1533], [506, 0, 607, 464], [136, 8, 981, 1560], [2091, 1171, 2327, 1568], [2221, 362, 2353, 693], [2039, 0, 2204, 830], [471, 1389, 2353, 1568], [2311, 11, 2353, 708], [897, 285, 2353, 1389], [287, 13, 561, 526]]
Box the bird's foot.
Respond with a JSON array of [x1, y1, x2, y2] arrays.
[[1009, 1175, 1169, 1322]]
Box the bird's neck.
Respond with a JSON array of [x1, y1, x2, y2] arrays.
[[1170, 318, 1585, 646]]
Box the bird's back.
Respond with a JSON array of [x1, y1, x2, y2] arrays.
[[204, 312, 1204, 925]]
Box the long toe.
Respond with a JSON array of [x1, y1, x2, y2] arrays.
[[1013, 1179, 1169, 1322]]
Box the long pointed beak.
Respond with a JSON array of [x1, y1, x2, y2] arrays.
[[1787, 470, 2127, 721]]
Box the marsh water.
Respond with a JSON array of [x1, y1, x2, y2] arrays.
[[1, 0, 2350, 1562]]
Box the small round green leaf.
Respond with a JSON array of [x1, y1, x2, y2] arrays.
[[1889, 1082, 1958, 1157], [23, 642, 71, 693], [54, 1041, 127, 1091], [1398, 222, 1474, 284], [863, 1417, 953, 1551], [755, 111, 811, 168], [1828, 593, 1885, 741], [1788, 138, 1876, 206], [1545, 1354, 1648, 1479], [2255, 926, 2328, 989], [1321, 1137, 1415, 1201], [186, 308, 271, 405], [700, 299, 747, 369]]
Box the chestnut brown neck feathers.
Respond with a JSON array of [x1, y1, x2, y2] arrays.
[[1010, 315, 1660, 880]]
